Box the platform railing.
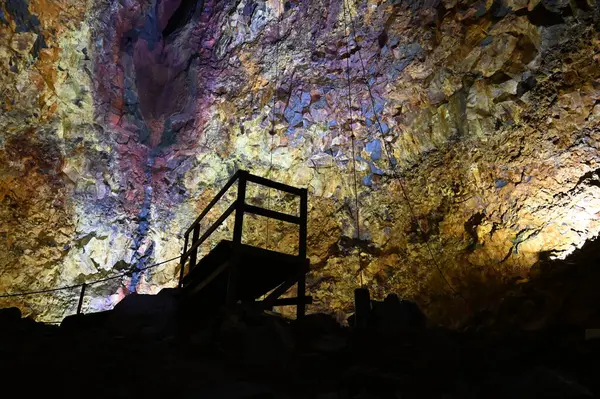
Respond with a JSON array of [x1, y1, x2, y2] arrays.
[[178, 170, 308, 288]]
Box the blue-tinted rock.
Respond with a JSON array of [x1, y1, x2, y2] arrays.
[[370, 162, 385, 175], [301, 92, 311, 107], [495, 179, 509, 189], [365, 140, 382, 161]]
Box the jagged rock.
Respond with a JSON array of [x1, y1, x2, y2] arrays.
[[0, 0, 599, 327], [108, 291, 178, 336]]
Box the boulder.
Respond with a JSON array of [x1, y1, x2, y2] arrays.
[[0, 307, 22, 323], [108, 291, 179, 336]]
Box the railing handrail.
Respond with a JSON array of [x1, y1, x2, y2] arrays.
[[179, 170, 309, 287], [246, 173, 305, 196], [185, 170, 241, 235], [182, 202, 237, 259], [244, 204, 302, 225], [185, 170, 306, 236]]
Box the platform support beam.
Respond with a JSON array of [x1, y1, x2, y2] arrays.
[[297, 189, 309, 318], [354, 287, 371, 329]]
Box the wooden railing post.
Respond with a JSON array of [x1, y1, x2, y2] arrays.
[[297, 188, 308, 318], [189, 224, 200, 274], [228, 170, 247, 305], [77, 283, 87, 315], [299, 188, 308, 259], [232, 170, 247, 246], [178, 233, 189, 288]]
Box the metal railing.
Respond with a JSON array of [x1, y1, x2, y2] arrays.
[[178, 169, 308, 288]]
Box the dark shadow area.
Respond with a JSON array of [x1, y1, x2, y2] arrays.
[[162, 0, 203, 39], [1, 290, 599, 398], [2, 235, 600, 398], [463, 235, 600, 334]]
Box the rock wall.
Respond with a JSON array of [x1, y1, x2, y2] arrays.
[[1, 0, 599, 324]]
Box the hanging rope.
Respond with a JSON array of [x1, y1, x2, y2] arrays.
[[343, 0, 466, 304], [266, 133, 275, 249], [0, 256, 180, 299], [342, 0, 364, 287], [265, 0, 283, 250], [0, 283, 81, 299]]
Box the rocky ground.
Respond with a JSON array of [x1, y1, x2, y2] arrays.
[[1, 297, 599, 399], [2, 237, 600, 398]]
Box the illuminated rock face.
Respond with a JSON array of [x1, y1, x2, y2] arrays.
[[1, 0, 599, 324]]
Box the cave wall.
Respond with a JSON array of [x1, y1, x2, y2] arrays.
[[1, 0, 599, 324]]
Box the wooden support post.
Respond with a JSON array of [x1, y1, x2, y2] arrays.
[[297, 265, 306, 318], [232, 170, 247, 246], [298, 188, 308, 259], [354, 287, 371, 329], [77, 283, 87, 315], [297, 189, 308, 318], [189, 224, 200, 274], [228, 170, 247, 306], [178, 234, 189, 288]]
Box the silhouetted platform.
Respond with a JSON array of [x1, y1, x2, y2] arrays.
[[178, 171, 311, 317], [182, 240, 307, 305]]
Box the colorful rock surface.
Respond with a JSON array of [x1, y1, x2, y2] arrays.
[[1, 0, 599, 325]]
